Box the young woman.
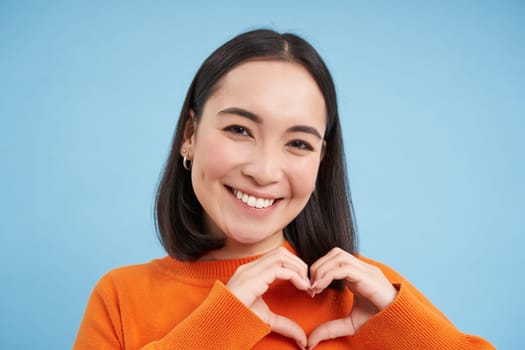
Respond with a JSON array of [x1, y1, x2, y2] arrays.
[[73, 29, 495, 350]]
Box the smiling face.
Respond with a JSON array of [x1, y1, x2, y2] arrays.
[[181, 60, 327, 259]]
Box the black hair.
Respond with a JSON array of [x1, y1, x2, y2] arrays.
[[155, 29, 358, 289]]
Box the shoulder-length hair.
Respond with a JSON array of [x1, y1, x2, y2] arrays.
[[155, 29, 358, 286]]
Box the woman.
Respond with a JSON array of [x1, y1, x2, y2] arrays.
[[73, 29, 494, 350]]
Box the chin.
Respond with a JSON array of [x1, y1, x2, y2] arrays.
[[229, 234, 269, 245], [226, 229, 281, 245]]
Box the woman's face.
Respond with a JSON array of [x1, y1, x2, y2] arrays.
[[182, 60, 326, 259]]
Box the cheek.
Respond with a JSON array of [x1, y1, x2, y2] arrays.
[[288, 158, 321, 196], [192, 136, 239, 180]]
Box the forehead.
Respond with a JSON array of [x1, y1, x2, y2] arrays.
[[206, 60, 327, 127]]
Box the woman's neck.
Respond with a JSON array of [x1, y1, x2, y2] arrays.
[[199, 233, 285, 261]]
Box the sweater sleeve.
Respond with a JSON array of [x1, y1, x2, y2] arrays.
[[142, 281, 271, 349], [73, 277, 271, 350], [350, 258, 495, 350]]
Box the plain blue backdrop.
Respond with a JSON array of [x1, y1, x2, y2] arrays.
[[1, 1, 523, 348]]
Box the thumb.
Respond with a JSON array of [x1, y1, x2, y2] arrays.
[[307, 317, 356, 349], [268, 311, 307, 349]]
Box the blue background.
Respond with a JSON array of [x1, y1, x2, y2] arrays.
[[1, 1, 523, 348]]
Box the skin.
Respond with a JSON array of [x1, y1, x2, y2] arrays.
[[181, 60, 397, 349]]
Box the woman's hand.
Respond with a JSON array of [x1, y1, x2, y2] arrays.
[[226, 247, 311, 349], [307, 248, 398, 349]]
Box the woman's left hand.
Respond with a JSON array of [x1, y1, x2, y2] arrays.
[[307, 248, 398, 349]]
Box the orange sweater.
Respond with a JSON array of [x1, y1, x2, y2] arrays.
[[74, 243, 494, 349]]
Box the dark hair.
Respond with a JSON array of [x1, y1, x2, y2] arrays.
[[155, 29, 358, 287]]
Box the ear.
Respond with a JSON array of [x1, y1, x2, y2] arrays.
[[180, 109, 197, 159]]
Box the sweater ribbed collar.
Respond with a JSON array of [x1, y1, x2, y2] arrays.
[[154, 241, 296, 285]]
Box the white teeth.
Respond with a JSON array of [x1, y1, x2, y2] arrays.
[[232, 189, 276, 209]]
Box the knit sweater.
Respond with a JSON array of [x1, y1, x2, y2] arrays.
[[73, 243, 495, 349]]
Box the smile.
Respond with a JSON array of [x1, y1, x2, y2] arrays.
[[232, 188, 276, 209]]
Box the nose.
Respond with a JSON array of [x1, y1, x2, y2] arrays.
[[241, 145, 284, 186]]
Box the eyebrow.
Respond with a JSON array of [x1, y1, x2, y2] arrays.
[[218, 107, 323, 140]]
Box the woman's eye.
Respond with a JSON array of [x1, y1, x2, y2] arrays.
[[224, 125, 251, 137], [287, 140, 314, 151]]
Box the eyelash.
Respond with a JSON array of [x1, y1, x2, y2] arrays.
[[223, 125, 314, 151], [286, 140, 314, 151], [224, 125, 252, 137]]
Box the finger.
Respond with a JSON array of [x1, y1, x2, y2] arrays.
[[310, 265, 356, 294], [239, 263, 311, 297], [310, 247, 358, 282], [234, 248, 309, 286], [312, 251, 382, 291], [311, 258, 397, 310], [268, 247, 310, 280], [256, 253, 310, 290], [268, 311, 308, 349], [307, 317, 355, 350], [249, 263, 312, 297], [309, 247, 343, 280], [271, 266, 311, 291], [310, 252, 362, 293], [227, 252, 311, 305], [311, 248, 364, 283], [255, 247, 309, 281]]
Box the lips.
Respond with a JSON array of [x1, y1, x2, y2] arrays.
[[231, 188, 276, 209]]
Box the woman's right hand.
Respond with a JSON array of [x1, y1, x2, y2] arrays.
[[226, 246, 311, 349]]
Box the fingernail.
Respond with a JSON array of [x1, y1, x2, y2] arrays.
[[305, 278, 312, 287], [302, 279, 311, 290], [295, 340, 306, 350], [311, 280, 318, 289]]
